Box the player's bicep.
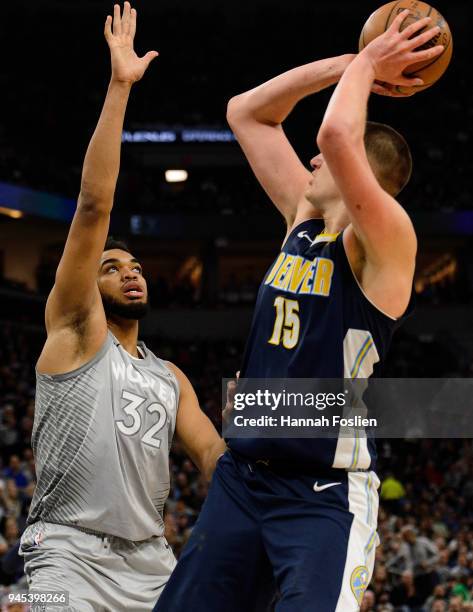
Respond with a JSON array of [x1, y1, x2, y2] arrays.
[[228, 117, 311, 225], [318, 133, 416, 264], [47, 202, 111, 327]]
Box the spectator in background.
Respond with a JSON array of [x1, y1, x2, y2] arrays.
[[361, 589, 376, 611], [451, 553, 471, 581], [390, 569, 424, 609], [447, 595, 463, 611], [380, 471, 406, 515], [2, 519, 19, 550], [388, 524, 440, 602], [437, 548, 452, 582], [1, 482, 21, 522], [375, 591, 394, 611], [2, 457, 27, 491], [19, 450, 34, 485], [426, 584, 449, 610], [0, 407, 19, 453], [450, 576, 471, 602], [371, 564, 391, 601]]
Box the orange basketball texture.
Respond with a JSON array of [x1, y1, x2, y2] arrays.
[[359, 1, 453, 95]]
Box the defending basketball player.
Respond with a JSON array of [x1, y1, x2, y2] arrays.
[[19, 4, 225, 610], [154, 11, 444, 612]]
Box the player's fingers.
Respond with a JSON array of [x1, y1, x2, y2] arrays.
[[371, 82, 407, 97], [122, 1, 131, 35], [395, 75, 424, 87], [113, 3, 122, 36], [409, 44, 444, 62], [236, 371, 240, 380], [389, 9, 411, 33], [104, 15, 113, 42], [406, 25, 441, 49], [130, 7, 137, 39], [401, 16, 433, 40], [142, 50, 159, 68], [225, 381, 237, 414], [226, 380, 237, 402], [371, 83, 393, 96]]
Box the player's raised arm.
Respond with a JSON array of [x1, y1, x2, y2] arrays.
[[226, 55, 355, 227], [45, 3, 158, 336], [168, 363, 226, 482], [316, 12, 444, 293]]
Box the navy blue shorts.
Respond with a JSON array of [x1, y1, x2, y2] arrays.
[[154, 451, 379, 612]]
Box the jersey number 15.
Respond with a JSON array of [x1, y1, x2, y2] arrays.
[[268, 296, 300, 350]]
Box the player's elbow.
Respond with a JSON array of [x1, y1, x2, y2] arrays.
[[226, 94, 249, 127], [317, 121, 353, 152], [227, 93, 279, 129], [78, 184, 114, 217]]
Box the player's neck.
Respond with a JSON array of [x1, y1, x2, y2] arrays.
[[107, 318, 140, 357], [322, 201, 350, 234]]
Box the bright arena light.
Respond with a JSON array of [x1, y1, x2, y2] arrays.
[[165, 170, 188, 183], [0, 206, 24, 219]]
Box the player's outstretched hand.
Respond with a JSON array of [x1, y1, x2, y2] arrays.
[[105, 2, 158, 84], [361, 9, 444, 90]]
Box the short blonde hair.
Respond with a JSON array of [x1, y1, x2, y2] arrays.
[[364, 121, 413, 197]]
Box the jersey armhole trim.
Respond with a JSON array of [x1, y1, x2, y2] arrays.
[[36, 332, 113, 382], [162, 361, 181, 414], [341, 230, 397, 322]]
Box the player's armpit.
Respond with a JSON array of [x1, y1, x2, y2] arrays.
[[169, 362, 226, 482]]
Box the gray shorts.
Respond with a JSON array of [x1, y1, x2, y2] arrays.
[[20, 521, 177, 612]]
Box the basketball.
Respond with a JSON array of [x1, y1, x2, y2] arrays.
[[359, 1, 453, 95]]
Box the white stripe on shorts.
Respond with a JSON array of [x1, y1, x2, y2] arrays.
[[335, 471, 380, 612]]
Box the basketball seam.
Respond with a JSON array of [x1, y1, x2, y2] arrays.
[[385, 1, 402, 31]]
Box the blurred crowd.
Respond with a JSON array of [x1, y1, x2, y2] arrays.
[[1, 320, 473, 610]]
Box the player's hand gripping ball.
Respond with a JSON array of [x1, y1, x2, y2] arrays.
[[359, 1, 452, 95]]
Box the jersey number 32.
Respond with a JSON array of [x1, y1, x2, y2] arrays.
[[116, 390, 167, 449]]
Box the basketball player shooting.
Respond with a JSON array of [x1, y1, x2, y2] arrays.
[[154, 11, 444, 612], [18, 4, 225, 610]]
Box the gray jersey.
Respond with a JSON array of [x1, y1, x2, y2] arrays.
[[28, 332, 180, 541]]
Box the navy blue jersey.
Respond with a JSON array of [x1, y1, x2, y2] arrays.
[[228, 218, 413, 471]]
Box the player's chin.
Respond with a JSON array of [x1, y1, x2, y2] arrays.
[[102, 293, 149, 320], [304, 188, 317, 205], [119, 300, 149, 320]]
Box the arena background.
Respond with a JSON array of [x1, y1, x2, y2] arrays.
[[0, 0, 472, 610]]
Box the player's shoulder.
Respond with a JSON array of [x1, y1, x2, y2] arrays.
[[163, 361, 189, 390], [37, 310, 109, 377]]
